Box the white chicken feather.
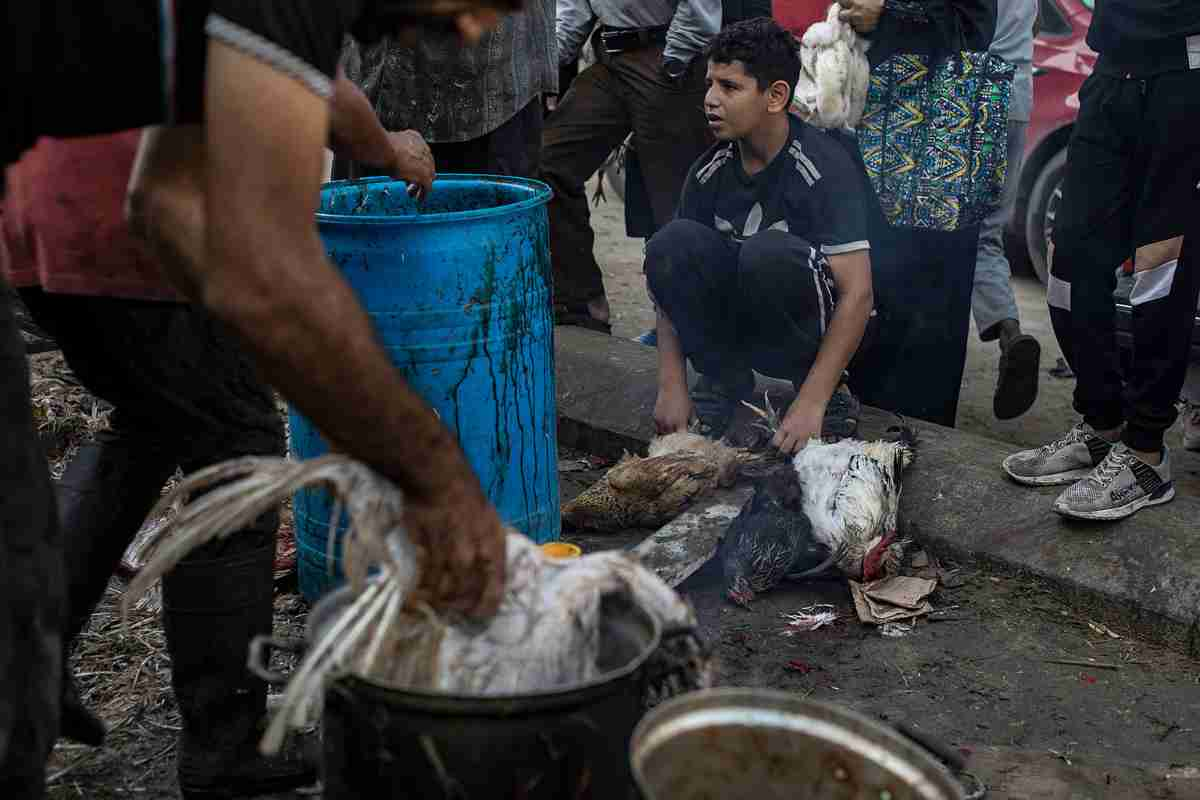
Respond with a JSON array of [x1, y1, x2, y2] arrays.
[[791, 437, 911, 581], [122, 455, 706, 755]]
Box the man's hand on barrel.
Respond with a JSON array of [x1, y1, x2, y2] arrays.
[[405, 456, 507, 619], [384, 130, 436, 201]]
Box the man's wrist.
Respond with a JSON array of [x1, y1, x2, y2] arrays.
[[662, 56, 689, 82]]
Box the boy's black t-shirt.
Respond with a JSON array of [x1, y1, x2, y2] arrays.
[[677, 115, 870, 257]]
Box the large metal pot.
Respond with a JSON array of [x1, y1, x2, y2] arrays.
[[630, 688, 967, 800], [253, 584, 667, 799]]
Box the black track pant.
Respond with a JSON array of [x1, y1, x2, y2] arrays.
[[645, 220, 837, 386], [1047, 68, 1200, 453]]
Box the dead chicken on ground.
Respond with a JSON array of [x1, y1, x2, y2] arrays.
[[722, 396, 914, 605], [562, 431, 762, 532]]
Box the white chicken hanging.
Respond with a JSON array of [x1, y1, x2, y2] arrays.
[[791, 3, 871, 130]]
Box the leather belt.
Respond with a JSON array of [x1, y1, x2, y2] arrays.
[[598, 25, 669, 55]]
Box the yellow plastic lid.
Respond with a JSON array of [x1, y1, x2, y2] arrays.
[[540, 541, 582, 559]]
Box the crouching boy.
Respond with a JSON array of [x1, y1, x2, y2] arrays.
[[648, 18, 873, 453]]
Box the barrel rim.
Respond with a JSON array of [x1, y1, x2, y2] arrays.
[[316, 173, 553, 226]]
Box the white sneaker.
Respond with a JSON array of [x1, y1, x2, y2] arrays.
[[1002, 423, 1115, 486], [1053, 443, 1175, 521]]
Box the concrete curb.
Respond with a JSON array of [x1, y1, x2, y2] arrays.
[[554, 326, 1200, 656]]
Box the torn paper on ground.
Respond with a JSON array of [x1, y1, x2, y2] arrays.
[[849, 575, 937, 625]]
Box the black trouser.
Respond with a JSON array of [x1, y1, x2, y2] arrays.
[[19, 291, 284, 471], [541, 41, 713, 309], [848, 209, 979, 428], [335, 97, 544, 181], [645, 220, 837, 385], [0, 280, 63, 799], [1048, 68, 1200, 453]]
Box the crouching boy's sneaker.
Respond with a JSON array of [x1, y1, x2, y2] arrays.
[[1001, 422, 1115, 486], [1052, 443, 1174, 521]]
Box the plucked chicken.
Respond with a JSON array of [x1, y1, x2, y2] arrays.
[[123, 455, 711, 755], [791, 2, 871, 130], [562, 431, 760, 532]]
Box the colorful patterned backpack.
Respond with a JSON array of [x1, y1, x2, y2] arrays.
[[857, 51, 1015, 231]]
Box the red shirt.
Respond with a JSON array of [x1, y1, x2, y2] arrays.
[[773, 0, 828, 37], [1, 131, 179, 302]]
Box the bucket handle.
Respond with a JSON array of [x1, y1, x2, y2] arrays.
[[247, 634, 308, 687]]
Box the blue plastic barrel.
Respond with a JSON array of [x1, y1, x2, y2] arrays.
[[291, 175, 560, 601]]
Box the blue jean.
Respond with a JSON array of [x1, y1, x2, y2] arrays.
[[971, 120, 1027, 340]]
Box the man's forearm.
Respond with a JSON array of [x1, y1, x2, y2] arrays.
[[328, 71, 395, 169], [664, 0, 722, 66], [205, 238, 468, 500]]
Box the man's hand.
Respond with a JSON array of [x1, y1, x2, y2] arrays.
[[404, 462, 506, 619], [837, 0, 884, 34], [662, 57, 690, 87], [772, 396, 826, 455], [543, 94, 559, 114], [654, 383, 694, 435], [383, 129, 435, 201]]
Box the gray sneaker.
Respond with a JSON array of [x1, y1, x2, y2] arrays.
[[1183, 401, 1200, 452], [1053, 443, 1174, 521], [1002, 423, 1115, 486]]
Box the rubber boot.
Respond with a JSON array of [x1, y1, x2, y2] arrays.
[[56, 431, 177, 745], [162, 515, 316, 799]]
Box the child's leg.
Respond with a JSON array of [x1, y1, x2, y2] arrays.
[[735, 230, 833, 383], [644, 219, 745, 384]]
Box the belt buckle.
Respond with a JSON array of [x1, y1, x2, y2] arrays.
[[600, 29, 627, 55]]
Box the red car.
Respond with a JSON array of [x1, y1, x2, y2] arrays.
[[1012, 0, 1096, 284]]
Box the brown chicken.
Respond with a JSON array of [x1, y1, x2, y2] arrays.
[[562, 432, 760, 532]]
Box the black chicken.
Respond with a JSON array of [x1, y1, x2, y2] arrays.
[[722, 469, 834, 607]]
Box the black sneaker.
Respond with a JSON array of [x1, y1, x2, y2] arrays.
[[690, 371, 754, 438]]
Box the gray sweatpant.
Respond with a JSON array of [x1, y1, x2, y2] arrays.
[[971, 120, 1028, 341]]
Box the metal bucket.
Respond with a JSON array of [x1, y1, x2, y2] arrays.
[[279, 584, 663, 799], [630, 689, 965, 800]]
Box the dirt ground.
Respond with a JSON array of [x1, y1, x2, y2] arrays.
[[559, 457, 1200, 799], [41, 447, 1200, 799]]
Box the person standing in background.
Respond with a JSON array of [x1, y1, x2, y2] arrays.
[[1002, 0, 1200, 520], [971, 0, 1041, 421], [835, 0, 997, 429], [338, 0, 556, 180], [544, 0, 721, 333]]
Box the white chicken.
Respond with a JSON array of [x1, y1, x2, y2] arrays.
[[744, 397, 913, 582], [791, 3, 871, 130], [791, 436, 912, 581]]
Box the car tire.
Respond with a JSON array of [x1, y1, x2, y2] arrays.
[[1025, 148, 1068, 286]]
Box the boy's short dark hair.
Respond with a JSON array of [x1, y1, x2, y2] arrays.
[[706, 17, 801, 97]]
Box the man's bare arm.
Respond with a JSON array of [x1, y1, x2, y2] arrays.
[[129, 42, 503, 617], [329, 70, 435, 198]]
